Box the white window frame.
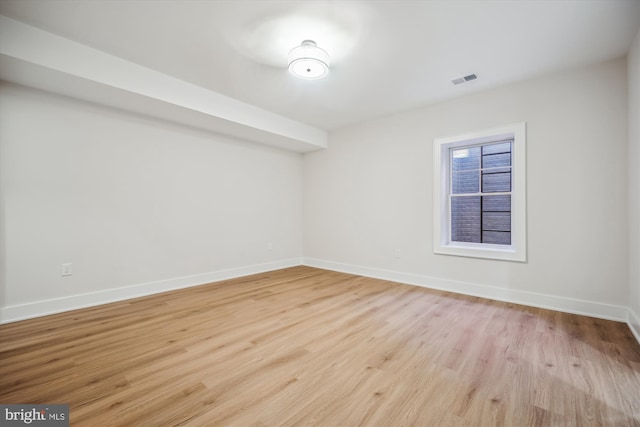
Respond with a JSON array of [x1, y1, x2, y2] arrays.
[[433, 122, 527, 262]]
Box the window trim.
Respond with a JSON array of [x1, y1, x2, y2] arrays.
[[433, 123, 527, 262]]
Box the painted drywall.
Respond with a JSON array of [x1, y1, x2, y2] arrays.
[[629, 27, 640, 338], [0, 16, 328, 152], [0, 83, 303, 320], [0, 56, 633, 324], [303, 58, 629, 317]]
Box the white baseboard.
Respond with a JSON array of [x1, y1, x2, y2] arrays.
[[628, 308, 640, 346], [5, 257, 637, 346], [0, 258, 303, 324], [303, 257, 629, 322]]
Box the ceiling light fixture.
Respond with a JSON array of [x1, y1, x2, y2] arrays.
[[288, 40, 329, 80]]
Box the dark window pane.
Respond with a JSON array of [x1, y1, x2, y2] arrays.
[[452, 146, 480, 172], [482, 152, 511, 168], [482, 212, 510, 232], [452, 170, 479, 194], [449, 141, 513, 247], [451, 196, 480, 243], [482, 195, 511, 212], [482, 231, 511, 245], [482, 142, 512, 155], [482, 172, 511, 192]]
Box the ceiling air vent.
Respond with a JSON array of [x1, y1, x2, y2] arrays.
[[452, 73, 477, 85]]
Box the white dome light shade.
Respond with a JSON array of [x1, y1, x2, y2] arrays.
[[288, 40, 329, 80]]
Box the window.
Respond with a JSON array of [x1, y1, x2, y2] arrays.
[[433, 123, 526, 262], [451, 141, 512, 245]]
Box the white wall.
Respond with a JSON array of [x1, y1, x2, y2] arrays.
[[629, 27, 640, 337], [1, 56, 634, 325], [0, 83, 303, 321], [304, 58, 629, 319]]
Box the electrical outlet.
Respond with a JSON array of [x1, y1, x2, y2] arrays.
[[61, 263, 72, 276], [395, 249, 401, 258]]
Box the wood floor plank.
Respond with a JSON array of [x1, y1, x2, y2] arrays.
[[1, 266, 639, 426]]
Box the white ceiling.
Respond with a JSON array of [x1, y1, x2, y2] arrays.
[[1, 0, 639, 131]]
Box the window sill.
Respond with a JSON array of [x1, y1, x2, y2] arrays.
[[434, 243, 526, 262]]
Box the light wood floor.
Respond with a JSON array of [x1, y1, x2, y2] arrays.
[[1, 266, 639, 426]]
